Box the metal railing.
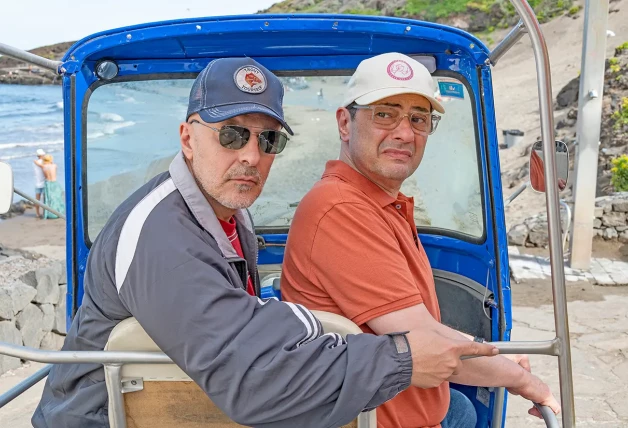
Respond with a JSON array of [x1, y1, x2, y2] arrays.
[[0, 341, 559, 427], [0, 43, 62, 73], [490, 1, 576, 426], [0, 365, 51, 408]]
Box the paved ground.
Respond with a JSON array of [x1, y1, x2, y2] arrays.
[[509, 246, 628, 285]]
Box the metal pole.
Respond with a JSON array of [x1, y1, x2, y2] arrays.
[[504, 181, 529, 206], [508, 1, 576, 426], [104, 364, 127, 428], [14, 187, 65, 220], [0, 42, 63, 73], [569, 0, 610, 270], [489, 20, 527, 65], [0, 365, 51, 408], [0, 342, 171, 364]]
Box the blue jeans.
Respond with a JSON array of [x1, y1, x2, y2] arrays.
[[441, 389, 477, 428]]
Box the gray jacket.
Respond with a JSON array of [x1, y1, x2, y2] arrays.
[[32, 152, 412, 428]]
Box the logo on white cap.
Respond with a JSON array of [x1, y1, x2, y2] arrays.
[[387, 60, 414, 81], [234, 66, 267, 94]]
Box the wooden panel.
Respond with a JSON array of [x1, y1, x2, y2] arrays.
[[124, 381, 358, 428]]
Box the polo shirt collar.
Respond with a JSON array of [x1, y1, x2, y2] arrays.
[[322, 160, 398, 208]]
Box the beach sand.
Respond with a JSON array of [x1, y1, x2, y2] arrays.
[[0, 207, 65, 259]]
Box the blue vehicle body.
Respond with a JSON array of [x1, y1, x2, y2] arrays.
[[60, 14, 512, 427]]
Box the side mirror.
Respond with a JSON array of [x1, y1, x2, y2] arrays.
[[0, 162, 14, 214], [529, 140, 569, 193]]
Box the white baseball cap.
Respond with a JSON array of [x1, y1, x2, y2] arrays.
[[36, 149, 46, 156], [342, 52, 445, 114]]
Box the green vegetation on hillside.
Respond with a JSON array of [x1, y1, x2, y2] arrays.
[[263, 0, 574, 33]]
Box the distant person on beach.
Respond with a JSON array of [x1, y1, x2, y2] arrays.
[[40, 154, 65, 219], [33, 57, 497, 428], [33, 148, 46, 219]]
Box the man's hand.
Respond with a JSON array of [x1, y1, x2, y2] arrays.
[[508, 372, 561, 418], [503, 354, 531, 373], [405, 328, 498, 389]]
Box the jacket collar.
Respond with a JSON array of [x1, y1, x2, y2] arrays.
[[168, 151, 254, 259]]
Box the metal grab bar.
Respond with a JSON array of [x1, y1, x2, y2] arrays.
[[507, 0, 576, 426], [535, 403, 560, 428], [0, 365, 51, 408], [0, 43, 63, 73], [0, 342, 170, 364], [0, 342, 558, 426]]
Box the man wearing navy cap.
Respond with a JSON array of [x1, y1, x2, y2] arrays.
[[33, 58, 497, 428]]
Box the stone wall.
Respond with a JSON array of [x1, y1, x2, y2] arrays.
[[0, 258, 67, 375], [507, 193, 628, 247]]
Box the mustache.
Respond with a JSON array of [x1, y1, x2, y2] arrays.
[[225, 166, 262, 182], [379, 142, 415, 155]]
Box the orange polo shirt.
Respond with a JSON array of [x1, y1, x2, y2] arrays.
[[281, 160, 449, 428]]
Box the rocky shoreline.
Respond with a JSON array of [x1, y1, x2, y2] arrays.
[[0, 68, 61, 85]]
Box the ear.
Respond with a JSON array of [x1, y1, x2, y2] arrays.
[[336, 108, 352, 143], [180, 122, 194, 161]]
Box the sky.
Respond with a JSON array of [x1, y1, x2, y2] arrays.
[[1, 0, 280, 50]]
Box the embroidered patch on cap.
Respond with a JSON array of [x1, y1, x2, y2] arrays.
[[387, 60, 414, 81], [234, 66, 267, 94]]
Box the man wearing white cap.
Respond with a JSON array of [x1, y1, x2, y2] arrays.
[[33, 148, 46, 218], [281, 53, 559, 427]]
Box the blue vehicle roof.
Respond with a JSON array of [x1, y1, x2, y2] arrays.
[[62, 14, 490, 66]]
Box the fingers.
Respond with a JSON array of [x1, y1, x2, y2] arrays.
[[544, 395, 561, 415], [457, 340, 499, 358], [528, 407, 542, 419]]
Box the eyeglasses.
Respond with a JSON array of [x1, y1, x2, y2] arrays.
[[352, 105, 441, 135], [188, 120, 289, 154]]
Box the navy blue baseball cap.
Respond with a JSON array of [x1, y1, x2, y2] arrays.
[[186, 57, 293, 135]]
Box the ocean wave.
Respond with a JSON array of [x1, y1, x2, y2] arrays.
[[103, 121, 135, 134], [0, 140, 63, 150], [100, 112, 124, 122], [55, 101, 63, 110]]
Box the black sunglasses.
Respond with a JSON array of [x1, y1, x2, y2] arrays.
[[189, 120, 289, 154]]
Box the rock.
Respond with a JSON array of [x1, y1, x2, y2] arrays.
[[528, 221, 549, 247], [16, 303, 45, 348], [48, 261, 67, 285], [556, 76, 579, 108], [620, 232, 628, 244], [508, 224, 529, 246], [33, 268, 60, 304], [617, 226, 628, 232], [39, 304, 55, 332], [602, 212, 627, 227], [0, 321, 22, 374], [40, 332, 66, 351], [593, 218, 603, 229], [567, 108, 578, 120], [0, 281, 38, 320], [604, 228, 618, 240], [594, 207, 604, 218], [595, 229, 604, 237], [18, 270, 36, 287], [53, 284, 67, 335], [0, 200, 31, 220], [613, 200, 628, 212]]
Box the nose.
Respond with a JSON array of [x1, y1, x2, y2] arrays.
[[392, 115, 415, 143], [237, 133, 262, 166]]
